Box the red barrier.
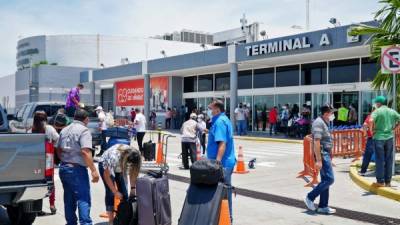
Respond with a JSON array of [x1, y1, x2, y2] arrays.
[[297, 135, 319, 187], [331, 129, 364, 162], [114, 118, 130, 127]]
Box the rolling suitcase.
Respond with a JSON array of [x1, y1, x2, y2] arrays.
[[178, 183, 225, 225], [114, 196, 138, 225], [137, 171, 171, 225], [143, 133, 156, 161]]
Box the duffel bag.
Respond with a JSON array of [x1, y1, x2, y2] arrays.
[[190, 159, 224, 185]]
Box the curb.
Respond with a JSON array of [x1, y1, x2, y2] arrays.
[[234, 136, 303, 144], [349, 162, 400, 202]]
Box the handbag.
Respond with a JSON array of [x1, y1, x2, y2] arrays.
[[190, 159, 224, 185]]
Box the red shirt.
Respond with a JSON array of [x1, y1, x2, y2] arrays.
[[364, 115, 372, 138], [269, 108, 278, 123], [130, 111, 136, 122]]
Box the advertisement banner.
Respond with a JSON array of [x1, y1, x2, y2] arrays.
[[115, 77, 169, 111], [115, 79, 145, 106]]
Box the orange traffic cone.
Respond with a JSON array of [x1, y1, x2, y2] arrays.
[[196, 141, 202, 161], [234, 146, 249, 174], [156, 141, 164, 164], [218, 199, 231, 225]]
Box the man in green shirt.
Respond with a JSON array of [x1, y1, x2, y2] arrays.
[[369, 96, 400, 187], [337, 103, 349, 126]]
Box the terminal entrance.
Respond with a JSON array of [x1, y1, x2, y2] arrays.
[[332, 91, 359, 125]]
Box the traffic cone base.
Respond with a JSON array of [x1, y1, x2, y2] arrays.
[[218, 199, 231, 225]]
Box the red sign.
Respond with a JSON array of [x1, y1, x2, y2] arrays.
[[115, 79, 144, 106], [115, 77, 169, 109]]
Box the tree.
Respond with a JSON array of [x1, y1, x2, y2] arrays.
[[350, 0, 400, 108]]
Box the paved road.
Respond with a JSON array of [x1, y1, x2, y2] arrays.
[[2, 134, 399, 224]]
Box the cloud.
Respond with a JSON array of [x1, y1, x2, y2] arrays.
[[0, 0, 380, 76]]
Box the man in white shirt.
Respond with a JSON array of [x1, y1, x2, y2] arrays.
[[96, 106, 108, 156], [134, 108, 147, 154], [234, 103, 246, 136]]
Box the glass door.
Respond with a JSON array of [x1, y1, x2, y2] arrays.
[[254, 95, 275, 132]]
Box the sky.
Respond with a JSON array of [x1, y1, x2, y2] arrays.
[[0, 0, 382, 76]]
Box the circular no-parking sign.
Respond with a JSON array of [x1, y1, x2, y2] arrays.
[[381, 46, 400, 74]]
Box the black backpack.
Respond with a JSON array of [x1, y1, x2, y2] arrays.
[[190, 159, 224, 185], [114, 196, 138, 225]]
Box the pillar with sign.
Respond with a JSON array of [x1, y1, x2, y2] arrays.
[[381, 45, 400, 175]]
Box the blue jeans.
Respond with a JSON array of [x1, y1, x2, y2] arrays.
[[236, 120, 246, 136], [374, 139, 394, 184], [223, 167, 234, 221], [307, 151, 334, 208], [59, 164, 92, 225], [360, 138, 375, 173], [98, 162, 128, 211], [269, 123, 276, 135]]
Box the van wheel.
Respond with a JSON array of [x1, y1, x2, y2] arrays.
[[7, 205, 37, 225]]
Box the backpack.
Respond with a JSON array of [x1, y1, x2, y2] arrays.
[[105, 112, 115, 127], [114, 196, 138, 225]]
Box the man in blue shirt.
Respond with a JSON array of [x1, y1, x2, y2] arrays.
[[207, 99, 236, 221]]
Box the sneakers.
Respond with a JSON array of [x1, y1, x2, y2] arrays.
[[317, 207, 336, 214], [304, 197, 316, 211], [358, 171, 366, 176]]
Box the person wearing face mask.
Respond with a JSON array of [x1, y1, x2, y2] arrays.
[[180, 113, 200, 169], [196, 114, 208, 154], [56, 109, 100, 225], [234, 103, 246, 136], [304, 105, 336, 215], [207, 99, 236, 222]]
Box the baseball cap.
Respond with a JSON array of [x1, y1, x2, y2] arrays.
[[95, 106, 103, 111], [373, 96, 387, 105]]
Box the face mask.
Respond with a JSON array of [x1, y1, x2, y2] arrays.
[[207, 109, 213, 119], [329, 114, 335, 122]]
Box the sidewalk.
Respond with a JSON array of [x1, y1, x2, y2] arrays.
[[350, 158, 400, 201]]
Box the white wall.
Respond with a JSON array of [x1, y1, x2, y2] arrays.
[[44, 35, 219, 69], [0, 74, 16, 114]]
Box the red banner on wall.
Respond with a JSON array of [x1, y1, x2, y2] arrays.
[[115, 77, 169, 109], [115, 79, 145, 106]]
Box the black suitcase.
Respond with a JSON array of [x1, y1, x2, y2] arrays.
[[137, 172, 171, 225], [190, 159, 224, 185], [143, 140, 156, 161], [178, 183, 225, 225], [114, 196, 138, 225]]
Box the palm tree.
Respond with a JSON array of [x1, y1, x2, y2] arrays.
[[350, 0, 400, 108]]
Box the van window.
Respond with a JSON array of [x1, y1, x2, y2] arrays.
[[50, 105, 65, 116], [16, 105, 27, 120], [34, 105, 51, 117], [23, 104, 34, 120]]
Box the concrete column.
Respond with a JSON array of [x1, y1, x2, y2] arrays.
[[144, 73, 150, 127], [230, 63, 238, 131], [88, 70, 95, 105]]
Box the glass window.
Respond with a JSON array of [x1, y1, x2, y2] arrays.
[[183, 76, 197, 93], [35, 105, 51, 116], [253, 95, 274, 131], [276, 65, 299, 87], [184, 98, 198, 116], [16, 105, 27, 121], [312, 93, 329, 119], [238, 70, 252, 89], [361, 91, 381, 121], [215, 72, 230, 91], [329, 59, 360, 84], [361, 58, 379, 82], [50, 105, 65, 117], [198, 74, 213, 92], [275, 94, 300, 114], [253, 68, 274, 88], [301, 62, 327, 85]]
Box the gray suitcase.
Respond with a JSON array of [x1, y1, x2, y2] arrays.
[[137, 173, 171, 225]]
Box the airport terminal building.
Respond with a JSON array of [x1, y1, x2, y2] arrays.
[[83, 21, 383, 130]]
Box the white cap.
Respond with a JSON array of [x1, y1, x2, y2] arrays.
[[95, 106, 103, 111]]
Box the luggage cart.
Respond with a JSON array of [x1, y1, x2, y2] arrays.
[[140, 130, 176, 173]]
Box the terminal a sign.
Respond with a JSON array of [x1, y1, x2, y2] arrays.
[[245, 33, 332, 57]]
